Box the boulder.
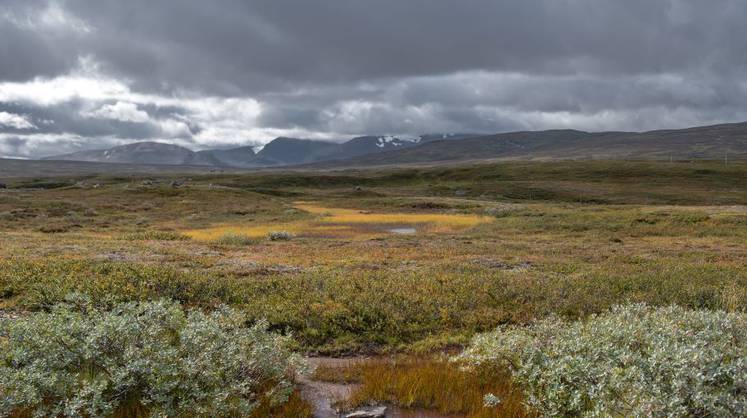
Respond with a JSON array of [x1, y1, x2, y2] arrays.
[[345, 406, 387, 418]]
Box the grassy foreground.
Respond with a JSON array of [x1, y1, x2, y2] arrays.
[[1, 160, 746, 353], [1, 160, 746, 415]]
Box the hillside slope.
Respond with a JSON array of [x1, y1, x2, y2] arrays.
[[44, 142, 221, 166], [309, 123, 747, 167]]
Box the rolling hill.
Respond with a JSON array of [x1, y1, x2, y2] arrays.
[[42, 134, 475, 168], [309, 122, 747, 167], [39, 122, 747, 169], [44, 142, 221, 166]]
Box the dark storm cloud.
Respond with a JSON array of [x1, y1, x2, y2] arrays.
[[0, 0, 89, 81], [1, 0, 747, 158], [60, 0, 747, 89]]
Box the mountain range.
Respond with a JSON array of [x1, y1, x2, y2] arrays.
[[44, 134, 475, 167], [41, 122, 747, 168]]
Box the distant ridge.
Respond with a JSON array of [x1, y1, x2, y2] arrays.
[[44, 141, 221, 166], [43, 134, 476, 168], [41, 122, 747, 168], [308, 122, 747, 167]]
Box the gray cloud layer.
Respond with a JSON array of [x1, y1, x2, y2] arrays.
[[1, 0, 746, 158]]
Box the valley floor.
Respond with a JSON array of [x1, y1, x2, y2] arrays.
[[1, 160, 746, 417]]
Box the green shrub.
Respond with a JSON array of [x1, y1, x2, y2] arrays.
[[458, 304, 747, 417], [0, 296, 306, 417], [0, 260, 241, 309], [268, 231, 293, 241]]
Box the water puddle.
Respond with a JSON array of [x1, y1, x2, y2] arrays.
[[300, 357, 460, 418], [389, 227, 416, 235]]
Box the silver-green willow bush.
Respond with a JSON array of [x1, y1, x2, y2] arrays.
[[0, 296, 305, 417], [458, 304, 747, 418]]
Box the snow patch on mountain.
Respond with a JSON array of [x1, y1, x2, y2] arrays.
[[375, 135, 421, 148]]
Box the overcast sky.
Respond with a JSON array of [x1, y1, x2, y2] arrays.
[[1, 0, 746, 158]]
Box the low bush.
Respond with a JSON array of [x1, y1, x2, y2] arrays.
[[0, 296, 306, 417], [268, 231, 293, 241], [458, 304, 747, 417], [4, 257, 746, 353]]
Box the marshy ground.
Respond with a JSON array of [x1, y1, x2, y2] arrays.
[[1, 160, 746, 416]]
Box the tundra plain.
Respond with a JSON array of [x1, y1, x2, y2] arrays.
[[1, 160, 746, 417]]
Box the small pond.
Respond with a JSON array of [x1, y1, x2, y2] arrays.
[[388, 227, 416, 234]]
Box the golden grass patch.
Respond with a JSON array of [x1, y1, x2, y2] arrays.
[[314, 357, 531, 418], [184, 202, 493, 241], [296, 202, 490, 227]]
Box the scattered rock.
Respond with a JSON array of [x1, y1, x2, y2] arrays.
[[96, 252, 139, 262], [141, 179, 154, 186], [0, 309, 22, 321], [170, 181, 182, 188], [474, 259, 533, 271], [195, 250, 221, 257], [264, 264, 303, 274], [268, 231, 293, 241], [92, 183, 101, 189], [454, 189, 468, 197], [216, 259, 259, 268], [345, 406, 387, 418], [0, 183, 6, 189], [354, 186, 363, 192], [484, 205, 520, 217], [298, 378, 356, 418]]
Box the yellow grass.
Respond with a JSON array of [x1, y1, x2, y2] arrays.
[[184, 221, 307, 241], [296, 203, 490, 227], [184, 202, 493, 241], [314, 357, 531, 418]]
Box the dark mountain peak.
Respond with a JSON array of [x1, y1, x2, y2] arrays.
[[256, 137, 338, 166], [260, 137, 336, 152], [197, 145, 256, 168], [269, 136, 303, 144]]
